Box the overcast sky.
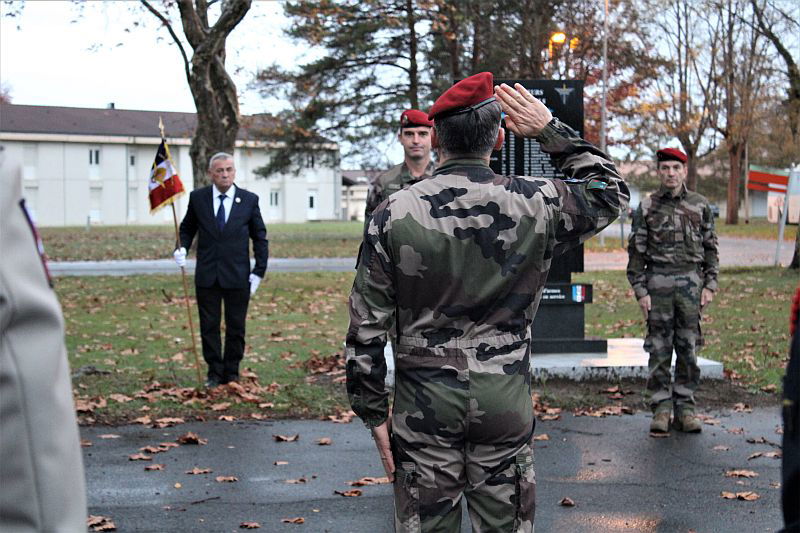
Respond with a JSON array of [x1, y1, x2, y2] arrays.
[[0, 1, 298, 114]]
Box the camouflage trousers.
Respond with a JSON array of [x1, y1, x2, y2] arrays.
[[644, 266, 702, 415], [391, 333, 536, 533]]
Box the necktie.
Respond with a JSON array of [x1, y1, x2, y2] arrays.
[[216, 194, 226, 232]]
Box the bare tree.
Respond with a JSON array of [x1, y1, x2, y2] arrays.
[[140, 0, 252, 187]]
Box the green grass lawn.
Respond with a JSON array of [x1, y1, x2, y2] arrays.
[[60, 266, 795, 423], [576, 266, 797, 390], [41, 221, 364, 261]]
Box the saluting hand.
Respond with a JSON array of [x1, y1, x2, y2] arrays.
[[494, 83, 553, 138]]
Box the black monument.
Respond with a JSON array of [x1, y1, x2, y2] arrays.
[[490, 79, 606, 354]]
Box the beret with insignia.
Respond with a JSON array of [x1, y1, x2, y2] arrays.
[[428, 72, 496, 121]]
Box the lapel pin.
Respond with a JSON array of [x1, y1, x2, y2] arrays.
[[235, 197, 241, 203]]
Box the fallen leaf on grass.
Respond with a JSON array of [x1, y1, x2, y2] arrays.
[[99, 434, 121, 439], [239, 522, 261, 529], [216, 476, 238, 483], [133, 416, 152, 425], [259, 402, 274, 409], [348, 476, 390, 486], [334, 489, 363, 497], [274, 461, 289, 466], [317, 438, 332, 446], [250, 413, 267, 420], [533, 434, 550, 441], [273, 434, 299, 442], [176, 432, 208, 445], [761, 384, 777, 393], [186, 467, 212, 475], [218, 415, 237, 421], [282, 517, 305, 524], [81, 439, 92, 447], [87, 515, 116, 531], [211, 402, 231, 411], [128, 453, 152, 461], [285, 476, 308, 484], [725, 470, 759, 478], [108, 393, 133, 403], [559, 497, 576, 507], [144, 464, 165, 471]]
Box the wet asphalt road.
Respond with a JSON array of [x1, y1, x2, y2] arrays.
[[82, 407, 784, 532]]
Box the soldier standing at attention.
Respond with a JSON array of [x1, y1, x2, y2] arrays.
[[364, 109, 436, 218], [627, 147, 719, 434], [346, 72, 629, 532]]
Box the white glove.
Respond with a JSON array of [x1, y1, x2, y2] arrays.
[[173, 247, 187, 268], [249, 273, 262, 296]]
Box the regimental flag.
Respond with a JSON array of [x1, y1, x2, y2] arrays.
[[148, 139, 185, 213]]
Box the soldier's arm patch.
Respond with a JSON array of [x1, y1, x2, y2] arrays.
[[586, 179, 608, 190]]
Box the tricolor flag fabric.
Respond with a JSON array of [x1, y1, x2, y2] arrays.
[[148, 139, 185, 213], [572, 284, 586, 303]]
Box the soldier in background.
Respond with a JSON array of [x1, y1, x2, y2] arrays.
[[627, 148, 719, 434], [364, 109, 435, 218], [0, 145, 88, 530], [346, 73, 628, 532]]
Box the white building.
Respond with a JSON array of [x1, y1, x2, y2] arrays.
[[0, 103, 341, 226]]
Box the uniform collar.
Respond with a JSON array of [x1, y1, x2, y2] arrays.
[[212, 183, 236, 199], [657, 183, 687, 199]]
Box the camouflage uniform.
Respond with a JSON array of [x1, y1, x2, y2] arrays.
[[346, 119, 629, 532], [627, 185, 719, 416], [365, 161, 436, 218]]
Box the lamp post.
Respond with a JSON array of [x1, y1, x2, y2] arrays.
[[549, 31, 567, 76]]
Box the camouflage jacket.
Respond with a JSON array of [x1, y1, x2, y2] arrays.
[[345, 119, 630, 428], [364, 161, 436, 218], [626, 184, 719, 299]]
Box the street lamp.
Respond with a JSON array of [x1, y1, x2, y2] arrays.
[[548, 31, 567, 60]]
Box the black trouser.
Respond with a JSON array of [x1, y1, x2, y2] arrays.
[[196, 283, 250, 383]]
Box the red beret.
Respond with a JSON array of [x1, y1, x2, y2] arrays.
[[656, 148, 687, 164], [428, 72, 496, 120], [400, 109, 432, 128]]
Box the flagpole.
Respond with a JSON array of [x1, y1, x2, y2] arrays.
[[160, 117, 203, 387]]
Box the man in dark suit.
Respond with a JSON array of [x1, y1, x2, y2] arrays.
[[174, 152, 268, 387]]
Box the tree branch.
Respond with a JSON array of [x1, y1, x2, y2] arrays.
[[139, 0, 191, 82]]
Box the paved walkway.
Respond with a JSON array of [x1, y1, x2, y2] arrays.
[[82, 407, 785, 532], [50, 237, 794, 276]]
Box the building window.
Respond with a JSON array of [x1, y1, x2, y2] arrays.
[[270, 191, 280, 207], [129, 154, 136, 166], [305, 154, 315, 169], [89, 148, 101, 165], [308, 195, 315, 209]]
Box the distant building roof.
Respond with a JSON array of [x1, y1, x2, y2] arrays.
[[0, 103, 292, 142]]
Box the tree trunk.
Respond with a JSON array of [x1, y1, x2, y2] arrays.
[[725, 142, 743, 225], [683, 143, 698, 191], [406, 0, 419, 109]]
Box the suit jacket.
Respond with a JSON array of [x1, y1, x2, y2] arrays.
[[0, 167, 87, 531], [179, 184, 269, 289]]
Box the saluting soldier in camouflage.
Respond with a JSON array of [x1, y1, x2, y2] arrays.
[[346, 73, 629, 532], [627, 147, 719, 434], [365, 109, 436, 218]]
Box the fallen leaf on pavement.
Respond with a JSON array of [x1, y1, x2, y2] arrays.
[[334, 489, 363, 497], [87, 515, 116, 531], [154, 417, 185, 428], [559, 497, 576, 507], [285, 476, 308, 484], [282, 517, 305, 524], [540, 414, 560, 421], [274, 461, 289, 466], [721, 491, 737, 499], [140, 445, 165, 454], [273, 434, 299, 442], [99, 434, 121, 439], [239, 522, 261, 529], [186, 467, 212, 475], [133, 416, 152, 425], [712, 445, 730, 451], [219, 415, 237, 421], [725, 470, 759, 478], [749, 451, 781, 460], [317, 438, 332, 446], [81, 439, 92, 447], [128, 453, 152, 461], [144, 464, 165, 471], [726, 427, 745, 435], [176, 432, 208, 445], [733, 403, 752, 413], [159, 442, 179, 449], [328, 410, 355, 423], [348, 476, 390, 486], [533, 434, 550, 441], [649, 432, 670, 439], [216, 475, 238, 483], [174, 482, 182, 489], [736, 491, 760, 501]]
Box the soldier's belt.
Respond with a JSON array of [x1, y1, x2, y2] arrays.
[[647, 262, 700, 274], [396, 331, 528, 350]]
